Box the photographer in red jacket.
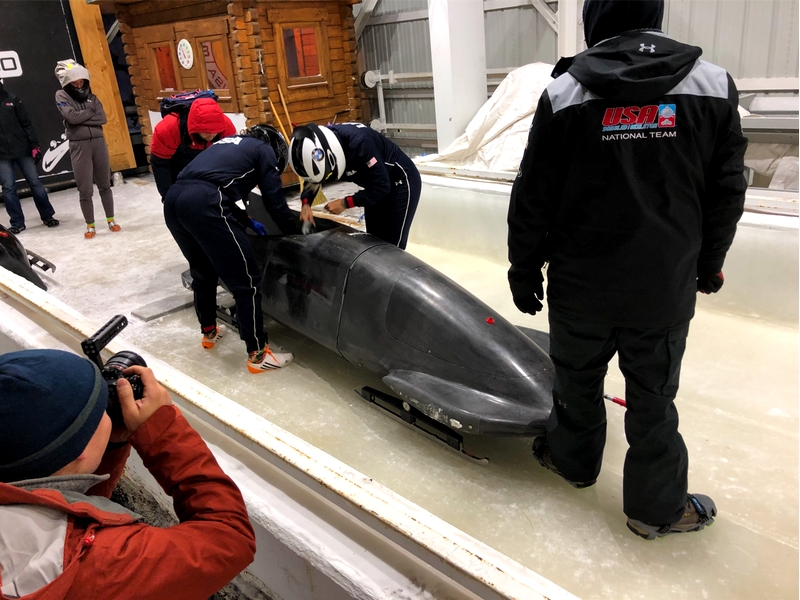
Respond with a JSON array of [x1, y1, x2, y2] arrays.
[[0, 349, 256, 599], [150, 97, 237, 198]]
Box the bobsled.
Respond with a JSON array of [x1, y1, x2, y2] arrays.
[[0, 224, 56, 290], [237, 216, 555, 462]]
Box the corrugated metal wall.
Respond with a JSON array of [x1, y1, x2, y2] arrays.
[[664, 0, 799, 79], [359, 3, 558, 74], [358, 1, 558, 151], [372, 0, 429, 15], [484, 6, 558, 69], [361, 0, 798, 76], [361, 18, 431, 74], [358, 0, 798, 152]]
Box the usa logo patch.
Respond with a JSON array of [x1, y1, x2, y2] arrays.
[[657, 104, 676, 127], [602, 104, 677, 132]]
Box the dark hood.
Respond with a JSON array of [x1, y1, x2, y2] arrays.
[[554, 31, 702, 103], [65, 83, 91, 102], [583, 0, 664, 48]]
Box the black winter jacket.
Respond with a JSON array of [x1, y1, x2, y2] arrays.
[[0, 88, 39, 160], [507, 32, 747, 327]]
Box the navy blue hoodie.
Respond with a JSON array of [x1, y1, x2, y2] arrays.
[[178, 135, 297, 234], [328, 123, 414, 207]]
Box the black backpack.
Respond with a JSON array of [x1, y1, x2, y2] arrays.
[[159, 90, 219, 149]]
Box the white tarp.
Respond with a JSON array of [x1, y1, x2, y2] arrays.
[[743, 142, 800, 190], [416, 63, 555, 174]]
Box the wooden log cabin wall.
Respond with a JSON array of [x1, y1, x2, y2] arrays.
[[95, 0, 362, 183]]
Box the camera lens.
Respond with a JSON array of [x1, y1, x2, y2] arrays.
[[104, 350, 147, 372], [102, 351, 147, 427]]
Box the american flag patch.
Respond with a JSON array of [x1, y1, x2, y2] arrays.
[[367, 157, 377, 168]]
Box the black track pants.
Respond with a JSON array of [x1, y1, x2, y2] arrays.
[[164, 179, 266, 353], [363, 156, 421, 250], [545, 310, 690, 525]]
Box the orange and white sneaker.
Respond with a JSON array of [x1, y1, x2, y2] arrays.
[[247, 345, 293, 372], [107, 218, 121, 232], [84, 225, 96, 239], [201, 324, 226, 349]]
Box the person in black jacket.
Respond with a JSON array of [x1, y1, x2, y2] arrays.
[[288, 122, 421, 249], [507, 0, 747, 540], [0, 80, 58, 234], [163, 124, 298, 372]]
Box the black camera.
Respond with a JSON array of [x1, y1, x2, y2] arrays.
[[81, 315, 147, 427]]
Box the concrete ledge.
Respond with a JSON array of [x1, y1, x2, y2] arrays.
[[0, 268, 577, 600]]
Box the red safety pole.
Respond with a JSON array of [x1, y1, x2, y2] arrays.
[[603, 394, 627, 408]]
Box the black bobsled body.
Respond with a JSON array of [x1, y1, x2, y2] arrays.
[[0, 225, 47, 290], [254, 226, 553, 437]]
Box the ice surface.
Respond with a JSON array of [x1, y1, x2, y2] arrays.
[[2, 175, 797, 599]]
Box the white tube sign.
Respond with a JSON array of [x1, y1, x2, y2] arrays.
[[0, 51, 22, 78]]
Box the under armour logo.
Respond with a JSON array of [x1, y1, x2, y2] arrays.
[[639, 43, 656, 53]]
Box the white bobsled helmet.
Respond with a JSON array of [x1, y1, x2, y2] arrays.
[[289, 124, 345, 184]]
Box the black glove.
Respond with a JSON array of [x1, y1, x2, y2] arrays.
[[512, 277, 544, 316], [697, 271, 724, 294], [513, 293, 543, 315]]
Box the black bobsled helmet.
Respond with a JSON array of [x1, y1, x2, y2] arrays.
[[245, 123, 288, 173], [288, 124, 345, 184], [582, 0, 664, 48]]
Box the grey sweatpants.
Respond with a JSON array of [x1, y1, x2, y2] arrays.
[[69, 137, 114, 224]]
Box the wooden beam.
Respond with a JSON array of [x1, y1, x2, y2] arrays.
[[354, 0, 379, 39], [69, 0, 135, 171]]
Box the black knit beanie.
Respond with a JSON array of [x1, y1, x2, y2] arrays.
[[583, 0, 665, 48], [0, 349, 108, 482]]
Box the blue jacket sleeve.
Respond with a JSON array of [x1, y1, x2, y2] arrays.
[[350, 138, 392, 207], [507, 92, 561, 300], [256, 146, 298, 234]]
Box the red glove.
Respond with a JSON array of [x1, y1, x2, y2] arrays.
[[697, 271, 724, 294], [31, 147, 42, 166]]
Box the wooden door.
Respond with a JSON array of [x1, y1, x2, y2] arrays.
[[189, 19, 238, 113], [137, 18, 239, 113], [138, 23, 183, 105]]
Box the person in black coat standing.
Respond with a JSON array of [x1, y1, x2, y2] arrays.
[[0, 80, 58, 234], [507, 0, 747, 540]]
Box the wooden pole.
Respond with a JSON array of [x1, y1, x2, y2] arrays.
[[275, 87, 325, 206], [277, 86, 293, 129], [68, 0, 135, 171], [269, 93, 307, 191], [267, 96, 289, 142]]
